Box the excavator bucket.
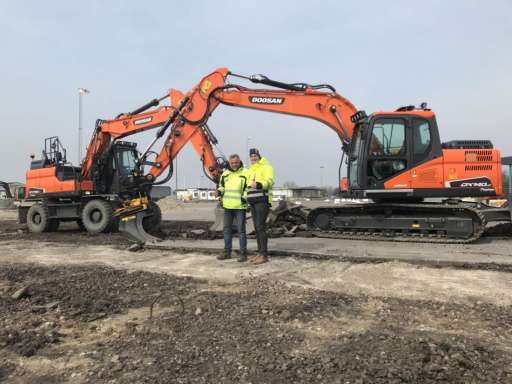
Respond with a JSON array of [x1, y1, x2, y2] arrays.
[[119, 211, 161, 245], [209, 203, 225, 232]]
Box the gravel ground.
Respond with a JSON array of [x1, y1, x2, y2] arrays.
[[0, 263, 511, 383]]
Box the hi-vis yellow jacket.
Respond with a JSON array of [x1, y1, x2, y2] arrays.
[[217, 167, 248, 209], [246, 157, 275, 204]]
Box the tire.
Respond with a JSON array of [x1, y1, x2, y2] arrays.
[[76, 219, 86, 231], [142, 201, 162, 234], [27, 204, 51, 233], [81, 199, 114, 234]]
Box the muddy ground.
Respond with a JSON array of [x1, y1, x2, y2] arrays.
[[1, 206, 512, 383], [1, 263, 511, 384]]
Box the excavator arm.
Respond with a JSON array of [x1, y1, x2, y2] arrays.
[[122, 68, 362, 245], [81, 89, 222, 183], [170, 67, 359, 149]]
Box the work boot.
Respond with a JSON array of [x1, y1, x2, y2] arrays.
[[248, 254, 258, 262], [217, 251, 232, 260], [237, 253, 248, 262], [251, 255, 268, 265]]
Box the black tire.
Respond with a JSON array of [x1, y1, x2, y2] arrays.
[[81, 199, 114, 234], [142, 201, 162, 234], [76, 219, 86, 231], [27, 204, 51, 233]]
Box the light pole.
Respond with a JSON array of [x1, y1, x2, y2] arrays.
[[78, 88, 90, 164], [246, 136, 251, 165], [319, 166, 325, 187]]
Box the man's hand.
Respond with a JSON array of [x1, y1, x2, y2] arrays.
[[251, 180, 257, 189]]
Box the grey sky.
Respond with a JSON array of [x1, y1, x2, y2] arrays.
[[1, 0, 511, 188]]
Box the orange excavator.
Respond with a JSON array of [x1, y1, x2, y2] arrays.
[[121, 67, 509, 244], [20, 89, 226, 241], [21, 67, 510, 244]]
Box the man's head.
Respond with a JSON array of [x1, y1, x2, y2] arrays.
[[249, 148, 261, 164], [228, 154, 241, 170]]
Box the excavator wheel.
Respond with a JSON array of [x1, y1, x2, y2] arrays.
[[142, 201, 162, 234], [76, 219, 86, 231], [81, 199, 114, 234], [27, 204, 51, 233]]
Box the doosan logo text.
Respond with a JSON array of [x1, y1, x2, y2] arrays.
[[249, 96, 284, 104]]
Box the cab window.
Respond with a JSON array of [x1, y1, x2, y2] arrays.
[[367, 119, 407, 184], [412, 119, 431, 161], [370, 119, 406, 156]]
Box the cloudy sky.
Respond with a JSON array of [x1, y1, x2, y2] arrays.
[[1, 0, 511, 188]]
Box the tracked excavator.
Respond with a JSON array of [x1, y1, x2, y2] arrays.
[[119, 67, 510, 244], [20, 89, 227, 240]]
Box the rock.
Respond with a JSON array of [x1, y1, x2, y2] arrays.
[[11, 286, 30, 300], [195, 307, 203, 316], [128, 243, 144, 252], [45, 301, 60, 310], [190, 229, 206, 236]]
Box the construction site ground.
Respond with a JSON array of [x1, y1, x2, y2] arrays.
[[1, 200, 512, 383]]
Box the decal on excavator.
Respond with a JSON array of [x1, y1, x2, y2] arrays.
[[447, 177, 492, 188], [133, 117, 153, 126], [249, 96, 284, 105], [200, 79, 212, 95]]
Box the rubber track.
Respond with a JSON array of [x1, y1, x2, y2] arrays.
[[306, 203, 487, 244]]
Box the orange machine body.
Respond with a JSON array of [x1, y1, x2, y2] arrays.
[[384, 148, 502, 195], [25, 167, 94, 198]]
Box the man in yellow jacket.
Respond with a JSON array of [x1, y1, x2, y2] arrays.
[[217, 154, 249, 262], [246, 148, 275, 264]]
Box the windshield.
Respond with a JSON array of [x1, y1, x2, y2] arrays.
[[115, 147, 138, 176]]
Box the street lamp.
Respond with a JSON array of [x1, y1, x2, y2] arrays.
[[319, 166, 325, 187], [246, 136, 251, 165], [78, 88, 90, 164]]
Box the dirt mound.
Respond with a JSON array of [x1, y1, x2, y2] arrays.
[[156, 197, 184, 212], [0, 263, 197, 363], [97, 278, 512, 384]]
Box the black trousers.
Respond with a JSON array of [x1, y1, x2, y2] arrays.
[[250, 202, 270, 256]]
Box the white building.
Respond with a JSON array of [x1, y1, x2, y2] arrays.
[[272, 187, 325, 201], [176, 188, 217, 201]]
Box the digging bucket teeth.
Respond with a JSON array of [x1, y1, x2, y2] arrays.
[[119, 211, 161, 245]]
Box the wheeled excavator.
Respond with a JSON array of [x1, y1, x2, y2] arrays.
[[22, 68, 510, 245], [20, 89, 227, 239]]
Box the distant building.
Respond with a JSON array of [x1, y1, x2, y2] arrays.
[[273, 187, 325, 200], [176, 188, 216, 201], [174, 186, 327, 202]]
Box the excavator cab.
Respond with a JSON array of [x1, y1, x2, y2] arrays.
[[347, 104, 502, 202], [92, 141, 148, 198], [347, 105, 443, 200]]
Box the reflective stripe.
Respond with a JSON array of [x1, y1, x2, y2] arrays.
[[224, 189, 241, 193], [222, 196, 242, 200], [247, 192, 266, 197]]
